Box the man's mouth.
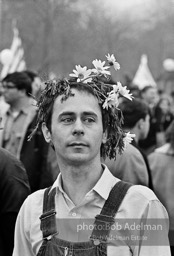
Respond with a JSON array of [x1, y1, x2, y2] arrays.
[[68, 142, 88, 147]]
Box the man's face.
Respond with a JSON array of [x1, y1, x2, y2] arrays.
[[159, 99, 170, 114], [142, 88, 158, 106], [2, 81, 20, 105], [43, 89, 106, 166]]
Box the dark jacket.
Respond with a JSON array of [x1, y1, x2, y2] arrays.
[[0, 106, 54, 193], [0, 148, 30, 256], [132, 139, 154, 190], [20, 114, 54, 192]]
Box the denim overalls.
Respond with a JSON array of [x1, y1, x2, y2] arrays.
[[37, 181, 132, 256]]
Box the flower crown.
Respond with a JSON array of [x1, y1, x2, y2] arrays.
[[29, 53, 135, 159]]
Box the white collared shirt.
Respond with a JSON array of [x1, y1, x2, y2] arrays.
[[0, 103, 37, 158], [13, 166, 171, 256]]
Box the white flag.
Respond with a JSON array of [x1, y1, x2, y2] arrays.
[[132, 55, 156, 90], [0, 25, 26, 79]]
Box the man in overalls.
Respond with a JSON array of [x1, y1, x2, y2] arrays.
[[13, 54, 171, 256]]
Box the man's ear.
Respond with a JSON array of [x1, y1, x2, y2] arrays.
[[102, 130, 108, 144], [41, 122, 52, 143], [137, 119, 144, 130]]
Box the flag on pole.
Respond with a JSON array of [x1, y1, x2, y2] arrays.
[[0, 24, 26, 79]]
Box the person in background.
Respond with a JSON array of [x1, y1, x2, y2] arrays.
[[129, 84, 141, 98], [104, 142, 149, 186], [24, 70, 45, 102], [148, 120, 174, 255], [154, 94, 174, 147], [13, 54, 170, 256], [118, 98, 154, 190], [0, 147, 30, 256], [101, 77, 149, 187], [0, 81, 9, 115], [139, 85, 159, 155], [140, 85, 158, 109], [0, 71, 53, 192]]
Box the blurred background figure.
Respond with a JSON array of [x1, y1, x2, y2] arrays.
[[103, 143, 149, 186], [139, 85, 158, 108], [0, 71, 53, 192], [118, 98, 154, 190], [23, 70, 45, 103], [0, 147, 30, 256], [154, 94, 174, 147], [139, 85, 159, 155], [148, 120, 174, 255], [129, 84, 141, 98], [0, 81, 9, 115]]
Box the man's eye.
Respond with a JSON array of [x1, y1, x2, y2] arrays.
[[84, 117, 95, 123], [61, 118, 73, 123]]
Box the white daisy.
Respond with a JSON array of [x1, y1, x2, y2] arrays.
[[105, 53, 120, 71], [69, 65, 92, 83], [92, 59, 110, 76], [103, 86, 120, 109], [117, 82, 133, 101], [102, 93, 119, 109], [123, 132, 136, 149]]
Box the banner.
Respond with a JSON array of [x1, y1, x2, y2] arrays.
[[0, 25, 26, 79]]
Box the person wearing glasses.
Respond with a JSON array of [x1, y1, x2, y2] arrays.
[[0, 72, 53, 192]]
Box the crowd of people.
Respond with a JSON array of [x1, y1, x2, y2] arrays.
[[0, 53, 173, 255]]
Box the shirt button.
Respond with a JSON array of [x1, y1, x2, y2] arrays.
[[72, 212, 76, 217]]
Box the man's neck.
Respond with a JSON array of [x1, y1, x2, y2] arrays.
[[59, 160, 103, 205]]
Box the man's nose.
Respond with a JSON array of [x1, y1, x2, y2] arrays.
[[72, 119, 84, 136]]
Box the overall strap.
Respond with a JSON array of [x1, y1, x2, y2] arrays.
[[39, 186, 57, 239], [100, 180, 132, 217], [90, 180, 132, 243]]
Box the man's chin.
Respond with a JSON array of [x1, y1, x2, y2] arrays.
[[67, 154, 89, 165]]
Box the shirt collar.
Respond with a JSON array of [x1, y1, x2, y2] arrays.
[[7, 106, 28, 116], [6, 101, 36, 116], [50, 164, 119, 200], [50, 173, 63, 194], [92, 164, 118, 200]]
